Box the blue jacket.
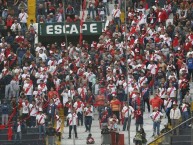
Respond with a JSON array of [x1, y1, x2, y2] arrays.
[[187, 58, 193, 69], [13, 121, 25, 133], [17, 48, 26, 58], [141, 87, 150, 100], [47, 104, 56, 116], [2, 103, 9, 114]]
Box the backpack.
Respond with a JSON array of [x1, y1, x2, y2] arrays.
[[133, 132, 142, 142]]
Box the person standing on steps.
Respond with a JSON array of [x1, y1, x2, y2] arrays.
[[149, 93, 163, 111], [134, 106, 144, 132], [170, 102, 181, 135], [84, 103, 93, 132], [73, 97, 84, 126], [67, 108, 78, 139], [164, 96, 172, 125], [46, 122, 56, 145], [55, 114, 62, 141], [36, 108, 47, 139], [122, 102, 134, 131], [150, 107, 163, 137], [112, 4, 121, 28]]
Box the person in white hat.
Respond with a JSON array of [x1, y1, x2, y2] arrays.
[[150, 107, 163, 137], [36, 108, 47, 139], [170, 102, 181, 135]]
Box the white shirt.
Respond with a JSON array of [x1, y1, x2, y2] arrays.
[[56, 116, 62, 132], [122, 106, 134, 118], [67, 113, 78, 126], [107, 84, 116, 93], [35, 46, 46, 53], [77, 87, 87, 97], [170, 108, 181, 119], [38, 83, 47, 92], [47, 60, 56, 66], [11, 23, 21, 32], [112, 8, 121, 18], [167, 87, 176, 98], [68, 90, 76, 99], [62, 91, 69, 105], [36, 113, 46, 125], [150, 111, 163, 122], [23, 82, 33, 95], [22, 102, 29, 114], [181, 103, 188, 112], [19, 12, 28, 23], [17, 122, 21, 132], [29, 104, 38, 116], [138, 76, 148, 87], [147, 64, 158, 75], [21, 73, 30, 80], [73, 101, 84, 113], [158, 87, 166, 99], [53, 98, 60, 106], [164, 98, 172, 109], [39, 53, 47, 62], [84, 107, 93, 116]]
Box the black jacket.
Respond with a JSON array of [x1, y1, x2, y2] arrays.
[[46, 127, 56, 136], [13, 121, 25, 133]]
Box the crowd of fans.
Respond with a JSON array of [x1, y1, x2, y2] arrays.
[[0, 0, 193, 144]]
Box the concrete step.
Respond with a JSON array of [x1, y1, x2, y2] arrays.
[[171, 142, 191, 145], [171, 135, 191, 142], [0, 139, 46, 145], [61, 111, 168, 145], [0, 133, 39, 140]]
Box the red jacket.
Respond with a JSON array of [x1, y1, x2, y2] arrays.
[[172, 37, 179, 47], [149, 96, 163, 109]]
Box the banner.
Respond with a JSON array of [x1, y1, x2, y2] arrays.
[[38, 22, 105, 36], [27, 0, 36, 25]]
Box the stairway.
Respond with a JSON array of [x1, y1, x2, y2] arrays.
[[171, 128, 192, 145], [158, 127, 192, 145], [0, 127, 46, 145]]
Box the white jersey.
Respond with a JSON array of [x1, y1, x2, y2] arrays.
[[38, 84, 47, 92], [56, 115, 62, 132], [36, 114, 46, 125], [23, 82, 33, 95], [147, 64, 158, 75], [164, 98, 172, 109], [29, 104, 38, 116], [67, 113, 78, 126], [167, 87, 176, 98], [53, 98, 61, 106], [122, 106, 134, 118], [19, 12, 28, 23], [84, 106, 93, 117], [73, 101, 84, 113], [150, 111, 163, 122], [158, 87, 166, 99], [181, 103, 188, 112], [22, 102, 29, 114], [61, 91, 69, 105], [112, 9, 121, 18]]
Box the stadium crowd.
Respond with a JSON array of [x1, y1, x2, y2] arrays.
[[0, 0, 193, 144]]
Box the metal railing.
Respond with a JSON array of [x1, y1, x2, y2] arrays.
[[148, 116, 193, 145]]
